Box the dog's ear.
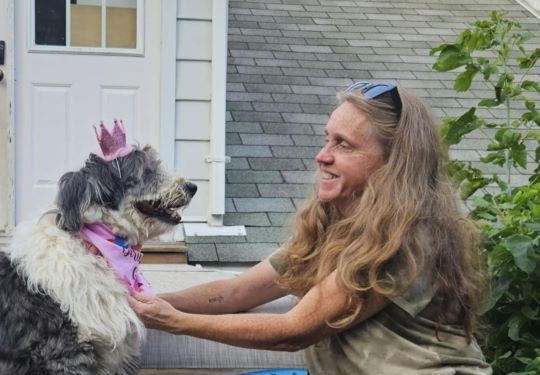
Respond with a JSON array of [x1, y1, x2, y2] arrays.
[[118, 147, 155, 189], [55, 170, 92, 232], [86, 154, 125, 209]]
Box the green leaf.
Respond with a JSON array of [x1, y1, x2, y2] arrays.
[[432, 45, 472, 72], [478, 98, 501, 107], [429, 43, 451, 56], [511, 147, 527, 169], [506, 235, 535, 274], [481, 151, 506, 166], [517, 31, 534, 44], [521, 80, 540, 94], [508, 314, 523, 341], [499, 351, 513, 360], [460, 178, 490, 200], [481, 272, 511, 313], [454, 64, 480, 92], [518, 48, 540, 69], [524, 223, 540, 231], [526, 130, 540, 143], [521, 305, 539, 320], [440, 108, 482, 145], [481, 62, 498, 80]]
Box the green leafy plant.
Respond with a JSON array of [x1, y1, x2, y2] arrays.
[[430, 11, 540, 375]]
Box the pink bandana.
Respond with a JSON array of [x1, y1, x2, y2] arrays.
[[80, 223, 154, 296]]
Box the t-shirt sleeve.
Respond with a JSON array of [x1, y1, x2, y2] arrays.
[[389, 228, 438, 317], [268, 247, 288, 275], [389, 268, 436, 317]]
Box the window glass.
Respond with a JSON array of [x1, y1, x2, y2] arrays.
[[33, 0, 139, 51], [71, 1, 102, 47], [106, 0, 137, 49], [35, 0, 66, 46]]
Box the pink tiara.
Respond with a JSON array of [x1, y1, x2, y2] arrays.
[[93, 119, 134, 161]]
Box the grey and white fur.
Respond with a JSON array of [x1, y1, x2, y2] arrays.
[[0, 145, 196, 375]]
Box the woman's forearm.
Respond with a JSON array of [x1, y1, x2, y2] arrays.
[[170, 311, 312, 352], [157, 260, 288, 315], [159, 279, 239, 315]]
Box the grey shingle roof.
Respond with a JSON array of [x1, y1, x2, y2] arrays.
[[186, 0, 540, 264]]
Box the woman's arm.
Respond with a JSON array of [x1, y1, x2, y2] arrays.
[[130, 268, 390, 352], [158, 259, 288, 314]]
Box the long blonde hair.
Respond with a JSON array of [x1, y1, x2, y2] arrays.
[[277, 88, 484, 340]]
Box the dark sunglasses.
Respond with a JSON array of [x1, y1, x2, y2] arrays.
[[345, 81, 402, 115]]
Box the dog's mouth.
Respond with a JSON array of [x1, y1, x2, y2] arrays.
[[134, 182, 197, 225], [135, 200, 183, 224]]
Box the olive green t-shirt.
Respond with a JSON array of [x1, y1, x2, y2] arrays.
[[268, 249, 492, 375]]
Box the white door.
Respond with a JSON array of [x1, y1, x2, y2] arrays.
[[15, 0, 162, 223]]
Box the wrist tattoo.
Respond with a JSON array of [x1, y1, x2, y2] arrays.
[[208, 295, 224, 304]]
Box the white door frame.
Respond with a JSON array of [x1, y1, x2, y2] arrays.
[[0, 0, 15, 234]]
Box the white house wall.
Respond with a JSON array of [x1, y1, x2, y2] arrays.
[[174, 0, 227, 224]]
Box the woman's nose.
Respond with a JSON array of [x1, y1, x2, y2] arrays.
[[315, 145, 333, 164]]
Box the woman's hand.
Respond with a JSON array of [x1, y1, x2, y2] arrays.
[[128, 292, 183, 332]]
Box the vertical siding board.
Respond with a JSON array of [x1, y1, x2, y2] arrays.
[[175, 0, 228, 224]]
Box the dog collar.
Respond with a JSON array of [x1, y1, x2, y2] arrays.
[[80, 223, 154, 296]]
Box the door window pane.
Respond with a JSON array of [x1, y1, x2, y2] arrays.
[[71, 2, 102, 47], [106, 0, 137, 49], [33, 0, 140, 51], [35, 0, 66, 46]]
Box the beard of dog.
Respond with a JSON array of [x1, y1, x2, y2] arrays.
[[2, 145, 195, 375]]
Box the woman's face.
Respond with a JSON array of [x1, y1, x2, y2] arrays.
[[316, 101, 385, 214]]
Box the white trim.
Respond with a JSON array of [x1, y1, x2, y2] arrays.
[[7, 0, 14, 233], [207, 0, 229, 225], [516, 0, 540, 19], [100, 0, 106, 48], [1, 0, 15, 233], [184, 223, 246, 237], [65, 0, 71, 47], [182, 215, 209, 223], [159, 0, 177, 168], [137, 0, 145, 52], [27, 45, 144, 56], [157, 225, 185, 242]]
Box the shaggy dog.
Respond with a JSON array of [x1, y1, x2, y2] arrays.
[[0, 140, 196, 374]]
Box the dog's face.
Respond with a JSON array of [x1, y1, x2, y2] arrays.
[[55, 145, 196, 242]]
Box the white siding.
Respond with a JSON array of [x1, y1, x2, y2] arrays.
[[177, 0, 212, 19], [177, 21, 212, 60], [173, 0, 227, 224], [175, 101, 211, 140], [175, 141, 209, 180], [175, 61, 212, 100]]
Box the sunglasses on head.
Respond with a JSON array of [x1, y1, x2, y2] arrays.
[[345, 81, 402, 115]]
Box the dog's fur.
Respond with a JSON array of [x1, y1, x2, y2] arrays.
[[0, 145, 196, 375]]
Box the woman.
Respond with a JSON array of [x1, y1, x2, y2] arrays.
[[129, 82, 492, 374]]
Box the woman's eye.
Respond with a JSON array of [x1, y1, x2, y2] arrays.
[[336, 141, 350, 149]]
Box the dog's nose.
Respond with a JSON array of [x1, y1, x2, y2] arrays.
[[184, 182, 197, 197]]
